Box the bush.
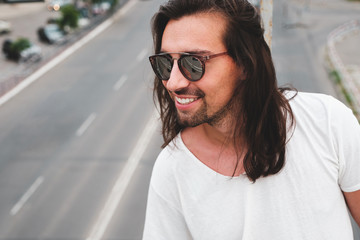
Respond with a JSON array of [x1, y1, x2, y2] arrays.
[[10, 38, 30, 53], [58, 5, 79, 30], [2, 38, 38, 62], [110, 0, 117, 11]]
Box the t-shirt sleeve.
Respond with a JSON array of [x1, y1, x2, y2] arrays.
[[331, 98, 360, 192], [142, 148, 192, 240]]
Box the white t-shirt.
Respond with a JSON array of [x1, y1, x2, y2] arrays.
[[143, 92, 360, 240]]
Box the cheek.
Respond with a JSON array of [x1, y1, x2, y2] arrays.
[[204, 70, 240, 104], [162, 80, 168, 88], [200, 82, 234, 107], [217, 86, 236, 105]]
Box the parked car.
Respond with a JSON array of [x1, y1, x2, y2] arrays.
[[0, 20, 11, 34], [92, 1, 111, 15], [78, 17, 90, 28], [2, 38, 42, 62], [37, 24, 66, 44]]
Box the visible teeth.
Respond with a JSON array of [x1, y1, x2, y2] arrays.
[[175, 97, 197, 105]]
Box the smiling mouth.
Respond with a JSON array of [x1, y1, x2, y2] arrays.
[[175, 96, 199, 105]]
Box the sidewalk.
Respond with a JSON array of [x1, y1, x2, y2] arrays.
[[0, 2, 46, 19]]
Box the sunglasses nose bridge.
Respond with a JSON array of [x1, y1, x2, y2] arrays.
[[168, 58, 182, 78], [168, 57, 182, 77], [171, 57, 180, 70], [166, 58, 191, 92]]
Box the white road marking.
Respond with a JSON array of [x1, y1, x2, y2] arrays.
[[113, 75, 128, 91], [10, 176, 44, 216], [86, 110, 158, 240], [0, 0, 137, 108], [76, 113, 97, 137], [136, 48, 148, 62]]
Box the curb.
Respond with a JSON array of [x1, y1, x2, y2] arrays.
[[326, 20, 360, 118]]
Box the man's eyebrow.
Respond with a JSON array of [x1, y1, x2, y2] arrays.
[[159, 50, 212, 55], [187, 50, 212, 55]]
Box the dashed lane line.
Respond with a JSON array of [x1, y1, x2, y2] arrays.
[[113, 75, 128, 91], [76, 113, 97, 137], [10, 176, 44, 216]]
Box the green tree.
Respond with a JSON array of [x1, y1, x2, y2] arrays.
[[58, 5, 80, 30]]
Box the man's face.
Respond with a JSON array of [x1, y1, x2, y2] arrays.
[[161, 12, 244, 127]]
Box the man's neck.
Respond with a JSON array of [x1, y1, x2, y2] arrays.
[[201, 122, 234, 147], [181, 122, 246, 177]]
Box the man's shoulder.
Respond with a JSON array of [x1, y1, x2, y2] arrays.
[[286, 91, 336, 104], [151, 134, 187, 178], [286, 91, 357, 138], [150, 133, 197, 195], [157, 134, 185, 162], [287, 91, 350, 116]]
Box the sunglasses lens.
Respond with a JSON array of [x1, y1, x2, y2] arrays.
[[150, 54, 205, 81], [180, 56, 203, 81], [150, 56, 172, 80]]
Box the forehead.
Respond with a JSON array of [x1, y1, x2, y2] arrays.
[[161, 12, 227, 53]]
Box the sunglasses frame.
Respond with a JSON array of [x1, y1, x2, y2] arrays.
[[149, 52, 228, 82]]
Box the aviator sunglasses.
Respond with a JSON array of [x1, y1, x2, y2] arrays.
[[149, 52, 228, 81]]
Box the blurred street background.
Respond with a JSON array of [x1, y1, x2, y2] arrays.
[[0, 0, 359, 239]]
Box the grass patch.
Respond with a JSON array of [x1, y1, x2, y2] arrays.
[[328, 69, 359, 120]]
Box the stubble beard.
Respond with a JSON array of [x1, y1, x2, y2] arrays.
[[176, 97, 234, 129]]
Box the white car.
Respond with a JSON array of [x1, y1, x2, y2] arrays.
[[92, 1, 111, 15], [38, 24, 66, 44], [19, 44, 42, 62], [0, 20, 11, 34]]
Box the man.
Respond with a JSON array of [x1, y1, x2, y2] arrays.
[[143, 0, 360, 239]]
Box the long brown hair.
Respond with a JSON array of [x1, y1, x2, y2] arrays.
[[151, 0, 295, 182]]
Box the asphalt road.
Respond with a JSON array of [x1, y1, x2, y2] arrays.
[[0, 0, 162, 239], [0, 0, 359, 239]]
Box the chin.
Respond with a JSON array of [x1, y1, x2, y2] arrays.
[[177, 115, 202, 128]]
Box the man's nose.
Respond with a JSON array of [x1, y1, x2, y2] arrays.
[[164, 60, 190, 92]]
